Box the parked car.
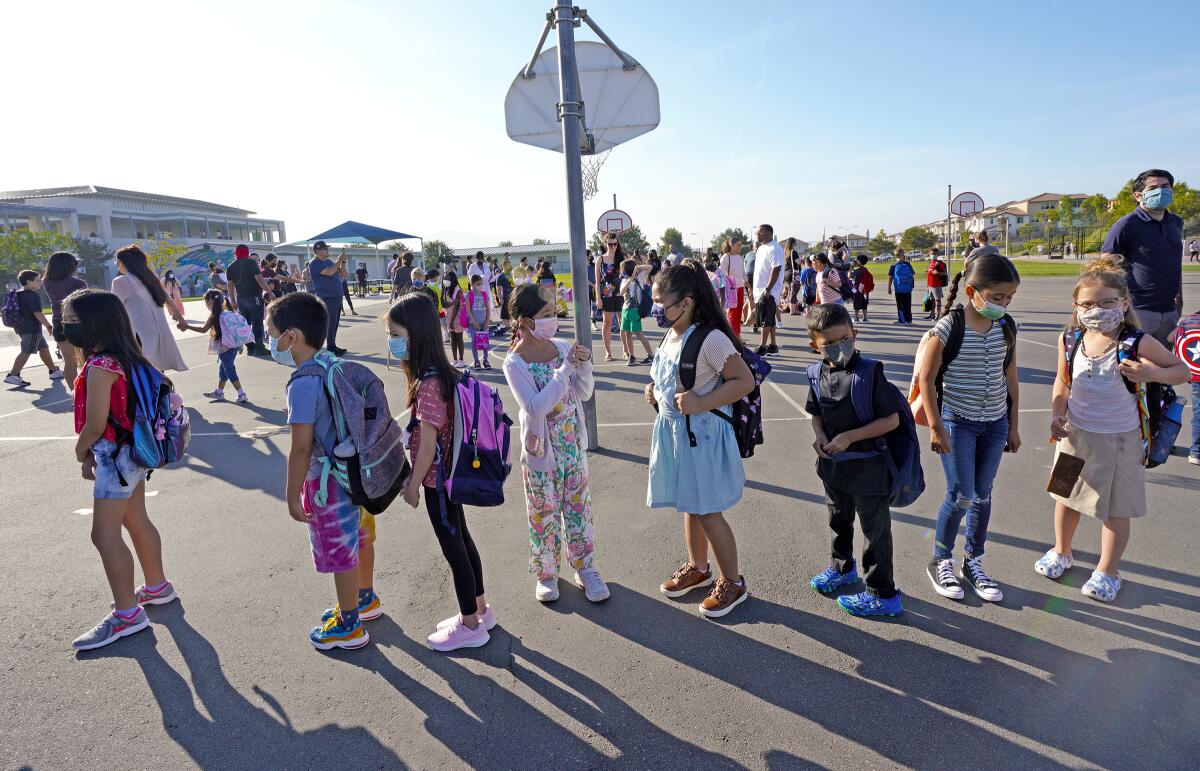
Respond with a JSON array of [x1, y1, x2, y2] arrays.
[[872, 255, 892, 262]]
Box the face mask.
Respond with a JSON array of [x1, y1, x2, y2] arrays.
[[1078, 306, 1125, 333], [1141, 186, 1172, 210], [530, 318, 558, 340], [269, 335, 295, 367], [651, 300, 685, 329], [971, 292, 1007, 321], [412, 280, 425, 288], [822, 339, 855, 368], [62, 322, 88, 349], [388, 336, 408, 360]]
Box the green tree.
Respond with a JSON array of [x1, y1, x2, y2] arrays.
[[899, 226, 937, 252], [497, 240, 514, 248], [1017, 223, 1038, 241], [1057, 196, 1075, 229], [422, 239, 453, 266], [867, 229, 895, 255], [0, 229, 76, 286], [72, 235, 113, 285], [1078, 193, 1109, 225], [657, 227, 693, 259], [709, 227, 751, 253], [588, 225, 650, 256], [142, 235, 189, 276], [531, 238, 551, 245]]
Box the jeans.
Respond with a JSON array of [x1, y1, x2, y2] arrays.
[[1191, 382, 1200, 456], [321, 295, 342, 349], [217, 347, 239, 384], [934, 409, 1009, 560], [237, 295, 264, 349], [894, 292, 912, 324]]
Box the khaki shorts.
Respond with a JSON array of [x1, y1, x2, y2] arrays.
[[1049, 428, 1146, 521]]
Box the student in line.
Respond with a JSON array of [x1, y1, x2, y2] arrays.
[[5, 270, 64, 386], [648, 261, 755, 618], [1037, 256, 1189, 602], [503, 284, 609, 604], [442, 271, 466, 368], [619, 258, 655, 365], [178, 289, 249, 403], [465, 273, 493, 370], [915, 253, 1022, 603]]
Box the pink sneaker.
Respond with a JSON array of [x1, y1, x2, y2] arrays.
[[427, 618, 490, 652], [436, 605, 497, 631]]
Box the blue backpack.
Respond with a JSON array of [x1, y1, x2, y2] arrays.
[[806, 356, 925, 507], [106, 360, 191, 483], [892, 261, 915, 293]]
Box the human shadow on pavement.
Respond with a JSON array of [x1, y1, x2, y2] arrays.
[[180, 409, 288, 500], [81, 602, 405, 768]]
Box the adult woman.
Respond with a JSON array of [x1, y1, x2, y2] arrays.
[[781, 238, 798, 317], [718, 239, 746, 337], [596, 233, 625, 361], [291, 263, 306, 293], [42, 251, 89, 384], [111, 245, 188, 372], [162, 269, 185, 318]]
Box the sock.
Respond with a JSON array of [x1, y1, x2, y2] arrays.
[[236, 389, 246, 397], [339, 607, 360, 627], [144, 579, 170, 593], [114, 606, 140, 619], [358, 587, 374, 606]]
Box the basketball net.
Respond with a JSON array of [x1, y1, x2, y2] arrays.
[[581, 148, 611, 200]]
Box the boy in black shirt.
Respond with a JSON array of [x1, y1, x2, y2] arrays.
[[6, 270, 63, 386], [804, 303, 903, 617]]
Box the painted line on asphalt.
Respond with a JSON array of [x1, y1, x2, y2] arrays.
[[767, 380, 810, 417], [1018, 335, 1058, 349]]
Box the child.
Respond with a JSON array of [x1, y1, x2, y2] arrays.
[[706, 256, 741, 328], [805, 304, 903, 617], [648, 261, 755, 618], [388, 291, 493, 651], [442, 271, 466, 368], [502, 283, 609, 603], [851, 254, 872, 324], [179, 289, 249, 403], [886, 249, 915, 325], [814, 254, 843, 306], [6, 270, 64, 386], [64, 289, 175, 650], [466, 275, 492, 369], [555, 282, 568, 318], [1168, 309, 1200, 465], [1036, 256, 1189, 602], [268, 293, 380, 651], [799, 257, 818, 316], [619, 259, 654, 366], [914, 253, 1022, 603], [410, 268, 440, 309]]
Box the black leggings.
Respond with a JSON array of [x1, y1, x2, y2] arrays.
[[450, 331, 465, 362], [342, 283, 356, 313], [424, 485, 485, 616]]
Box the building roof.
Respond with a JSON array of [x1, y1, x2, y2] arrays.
[[451, 242, 569, 258], [1024, 192, 1089, 204], [0, 185, 256, 215]]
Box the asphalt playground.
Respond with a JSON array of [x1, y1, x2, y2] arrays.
[[1, 275, 1198, 769]]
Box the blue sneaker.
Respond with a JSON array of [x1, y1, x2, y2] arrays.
[[320, 590, 383, 625], [837, 590, 903, 618], [309, 614, 370, 650], [810, 564, 859, 593]]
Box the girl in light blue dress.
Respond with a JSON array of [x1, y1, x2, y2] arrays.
[[646, 260, 756, 618]]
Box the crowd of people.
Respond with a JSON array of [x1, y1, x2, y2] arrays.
[[3, 167, 1196, 658]]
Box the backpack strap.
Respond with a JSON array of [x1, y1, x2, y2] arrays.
[[933, 306, 966, 407], [678, 325, 715, 448], [1115, 325, 1143, 395], [999, 313, 1018, 373], [1062, 327, 1082, 387], [829, 357, 885, 463]]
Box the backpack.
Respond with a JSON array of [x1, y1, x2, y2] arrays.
[[855, 266, 875, 295], [1173, 312, 1200, 383], [440, 371, 513, 510], [807, 356, 925, 508], [218, 311, 255, 350], [892, 261, 915, 293], [108, 360, 191, 480], [677, 325, 771, 458], [836, 268, 855, 301], [909, 306, 1017, 426], [1, 288, 20, 328], [635, 278, 653, 318], [299, 351, 411, 514], [1063, 325, 1177, 468]]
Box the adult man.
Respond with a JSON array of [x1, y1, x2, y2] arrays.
[[1188, 238, 1198, 264], [1102, 168, 1185, 344], [720, 239, 747, 338], [828, 239, 850, 270], [965, 230, 1000, 263], [924, 247, 949, 319], [355, 263, 369, 297], [752, 223, 785, 357], [387, 253, 399, 281], [307, 241, 349, 356], [664, 243, 682, 268], [467, 251, 492, 287], [391, 253, 415, 301], [226, 243, 273, 355]]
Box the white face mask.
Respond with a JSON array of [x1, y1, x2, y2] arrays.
[[1078, 306, 1125, 333]]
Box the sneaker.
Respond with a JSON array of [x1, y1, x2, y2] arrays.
[[837, 590, 903, 618], [755, 345, 767, 357], [766, 344, 779, 356], [960, 556, 1003, 602], [4, 374, 30, 386], [309, 613, 370, 650], [926, 558, 964, 600], [810, 563, 860, 593], [426, 618, 490, 652], [72, 607, 149, 651], [699, 575, 748, 618], [136, 581, 178, 606], [1189, 453, 1200, 466], [203, 389, 225, 400], [535, 577, 560, 602], [235, 392, 249, 403], [1034, 549, 1073, 580], [660, 562, 715, 598], [437, 605, 497, 631], [482, 362, 493, 370], [574, 568, 610, 602], [48, 369, 64, 380], [320, 590, 385, 624], [640, 355, 654, 364], [626, 356, 637, 366], [1081, 570, 1122, 603]]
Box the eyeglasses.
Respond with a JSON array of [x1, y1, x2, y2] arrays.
[[1073, 297, 1125, 311]]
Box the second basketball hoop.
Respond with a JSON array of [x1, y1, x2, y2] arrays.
[[596, 208, 633, 234]]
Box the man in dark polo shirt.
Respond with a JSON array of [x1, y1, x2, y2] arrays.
[[1101, 168, 1185, 345], [227, 243, 273, 355]]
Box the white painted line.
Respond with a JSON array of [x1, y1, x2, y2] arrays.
[[767, 380, 810, 418], [1018, 336, 1058, 350], [73, 508, 92, 516], [0, 397, 74, 420]]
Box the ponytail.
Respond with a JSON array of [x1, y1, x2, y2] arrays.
[[204, 289, 226, 342], [939, 272, 965, 318]]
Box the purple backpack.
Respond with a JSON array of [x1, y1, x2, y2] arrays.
[[302, 351, 411, 514], [442, 372, 513, 507], [1, 289, 20, 328]]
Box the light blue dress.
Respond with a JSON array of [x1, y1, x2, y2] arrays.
[[647, 325, 745, 513]]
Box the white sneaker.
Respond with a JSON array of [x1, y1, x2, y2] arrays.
[[203, 389, 225, 400], [48, 369, 64, 380], [573, 568, 610, 602], [535, 577, 560, 602], [1189, 454, 1200, 466], [235, 392, 249, 403], [4, 374, 29, 386]]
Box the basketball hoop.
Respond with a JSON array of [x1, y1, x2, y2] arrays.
[[582, 148, 611, 200]]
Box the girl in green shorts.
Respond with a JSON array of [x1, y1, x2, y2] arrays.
[[619, 258, 654, 366]]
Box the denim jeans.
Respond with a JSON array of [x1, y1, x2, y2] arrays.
[[934, 409, 1009, 560], [1191, 382, 1200, 456], [218, 347, 239, 384], [237, 295, 264, 349], [321, 295, 342, 349]]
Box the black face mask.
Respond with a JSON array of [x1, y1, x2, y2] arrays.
[[61, 322, 89, 349]]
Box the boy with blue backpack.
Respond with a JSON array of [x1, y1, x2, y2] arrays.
[[806, 303, 922, 617], [887, 250, 916, 325]]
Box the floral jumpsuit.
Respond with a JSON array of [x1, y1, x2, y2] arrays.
[[523, 356, 595, 579]]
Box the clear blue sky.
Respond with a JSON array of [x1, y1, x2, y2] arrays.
[[6, 0, 1198, 249]]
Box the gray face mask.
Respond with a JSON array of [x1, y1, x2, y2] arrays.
[[822, 339, 855, 368]]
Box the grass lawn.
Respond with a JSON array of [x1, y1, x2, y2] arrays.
[[860, 259, 1200, 280]]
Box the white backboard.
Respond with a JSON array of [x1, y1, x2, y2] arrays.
[[597, 208, 633, 234], [951, 191, 985, 217], [505, 41, 660, 154]]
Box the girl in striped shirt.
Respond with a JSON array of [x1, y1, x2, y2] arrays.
[[914, 254, 1022, 605]]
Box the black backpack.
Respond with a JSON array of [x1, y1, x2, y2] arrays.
[[933, 305, 1018, 417], [635, 278, 653, 318], [676, 326, 771, 458]]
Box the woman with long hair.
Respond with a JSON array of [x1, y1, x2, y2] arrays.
[[110, 245, 188, 372], [42, 250, 89, 384], [162, 269, 185, 318], [596, 233, 625, 361]]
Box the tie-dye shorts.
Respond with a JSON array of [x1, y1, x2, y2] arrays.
[[301, 470, 375, 574]]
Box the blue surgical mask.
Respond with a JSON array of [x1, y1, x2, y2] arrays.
[[1141, 186, 1172, 210], [412, 280, 425, 288], [388, 336, 408, 360], [269, 335, 295, 367]]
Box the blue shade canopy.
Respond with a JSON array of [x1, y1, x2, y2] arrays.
[[300, 220, 419, 245]]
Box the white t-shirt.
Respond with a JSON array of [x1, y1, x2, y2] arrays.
[[467, 262, 492, 285], [752, 241, 785, 302], [721, 252, 747, 286]]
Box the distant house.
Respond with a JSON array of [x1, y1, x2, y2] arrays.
[[452, 242, 572, 274], [963, 193, 1092, 238]]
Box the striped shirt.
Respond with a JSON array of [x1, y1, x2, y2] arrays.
[[933, 315, 1010, 422]]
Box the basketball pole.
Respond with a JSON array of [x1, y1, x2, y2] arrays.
[[554, 0, 600, 450]]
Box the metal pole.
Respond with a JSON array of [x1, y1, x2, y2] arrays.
[[577, 9, 639, 69], [521, 13, 555, 79], [946, 185, 952, 278], [554, 1, 599, 450]]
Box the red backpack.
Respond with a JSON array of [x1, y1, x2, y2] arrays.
[[855, 266, 875, 295]]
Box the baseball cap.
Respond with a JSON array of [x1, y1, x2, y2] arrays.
[[312, 241, 329, 251]]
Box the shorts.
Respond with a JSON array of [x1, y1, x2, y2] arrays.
[[930, 286, 944, 300], [301, 469, 372, 573], [1049, 428, 1146, 521], [620, 306, 643, 332], [91, 438, 147, 500], [852, 294, 869, 311], [601, 295, 623, 314], [19, 331, 48, 354], [755, 295, 777, 328]]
